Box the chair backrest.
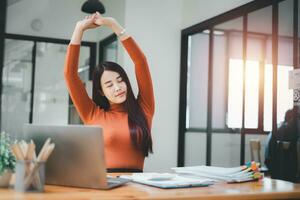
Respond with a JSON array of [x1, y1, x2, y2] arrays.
[[250, 139, 261, 164], [266, 107, 299, 182]]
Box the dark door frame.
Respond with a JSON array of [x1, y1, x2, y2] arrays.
[[0, 0, 7, 127]]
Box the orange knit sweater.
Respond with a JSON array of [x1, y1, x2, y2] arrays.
[[64, 37, 154, 170]]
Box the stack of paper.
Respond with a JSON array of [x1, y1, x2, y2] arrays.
[[120, 173, 214, 189], [172, 161, 263, 183]]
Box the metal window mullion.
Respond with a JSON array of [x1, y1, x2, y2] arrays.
[[177, 33, 189, 167], [89, 43, 97, 80], [29, 42, 37, 123], [294, 0, 298, 69], [206, 28, 214, 166], [0, 0, 7, 130], [241, 14, 247, 165], [258, 37, 267, 133], [225, 32, 230, 129], [272, 2, 278, 135]]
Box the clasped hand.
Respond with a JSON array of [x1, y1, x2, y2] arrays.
[[76, 12, 115, 31]]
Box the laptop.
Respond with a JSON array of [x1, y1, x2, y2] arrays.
[[23, 124, 130, 189]]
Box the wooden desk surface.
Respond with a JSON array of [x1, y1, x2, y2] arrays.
[[1, 177, 300, 200]]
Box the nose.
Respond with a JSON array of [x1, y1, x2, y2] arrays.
[[114, 84, 121, 92]]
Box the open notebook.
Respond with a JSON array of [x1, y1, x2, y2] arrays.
[[120, 173, 213, 189]]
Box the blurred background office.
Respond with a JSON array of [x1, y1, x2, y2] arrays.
[[0, 0, 299, 172]]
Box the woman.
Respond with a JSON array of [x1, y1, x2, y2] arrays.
[[64, 12, 154, 172]]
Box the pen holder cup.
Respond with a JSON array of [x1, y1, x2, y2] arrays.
[[14, 160, 46, 192]]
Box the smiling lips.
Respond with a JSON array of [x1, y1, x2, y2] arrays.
[[115, 91, 125, 97]]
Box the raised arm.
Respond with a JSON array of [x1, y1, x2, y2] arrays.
[[122, 38, 155, 118], [64, 14, 99, 123], [94, 13, 155, 117]]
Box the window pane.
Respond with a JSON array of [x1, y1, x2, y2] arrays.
[[184, 132, 206, 166], [228, 59, 260, 129], [227, 59, 243, 128], [186, 33, 209, 128], [277, 66, 294, 123], [264, 64, 294, 131], [212, 34, 227, 128], [103, 40, 118, 62], [211, 133, 240, 167], [264, 64, 273, 131], [1, 39, 34, 140], [33, 43, 69, 124], [212, 17, 243, 129], [245, 60, 259, 128]]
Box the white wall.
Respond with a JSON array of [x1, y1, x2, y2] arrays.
[[6, 0, 125, 42], [123, 0, 183, 172], [182, 0, 253, 29], [5, 0, 258, 172]]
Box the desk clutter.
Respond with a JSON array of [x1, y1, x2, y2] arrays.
[[172, 161, 263, 183], [7, 136, 262, 191], [10, 138, 54, 192], [121, 161, 263, 189]]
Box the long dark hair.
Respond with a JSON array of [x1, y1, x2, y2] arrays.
[[92, 61, 153, 156]]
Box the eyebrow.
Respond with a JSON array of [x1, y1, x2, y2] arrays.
[[104, 76, 122, 85]]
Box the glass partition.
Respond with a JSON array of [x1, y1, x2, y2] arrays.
[[211, 17, 243, 167], [1, 39, 34, 139], [103, 40, 117, 62], [1, 39, 94, 137], [99, 35, 118, 63], [32, 42, 69, 124], [179, 0, 297, 166], [215, 17, 243, 129], [247, 5, 272, 131], [184, 132, 206, 166], [186, 32, 209, 129]]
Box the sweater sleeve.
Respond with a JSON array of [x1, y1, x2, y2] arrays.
[[64, 44, 97, 123], [122, 37, 155, 118]]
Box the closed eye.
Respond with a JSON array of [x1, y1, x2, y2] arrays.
[[117, 76, 123, 83]]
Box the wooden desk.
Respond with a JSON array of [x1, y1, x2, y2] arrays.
[[1, 177, 300, 200]]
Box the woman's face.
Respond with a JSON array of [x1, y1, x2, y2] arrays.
[[100, 70, 127, 104]]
